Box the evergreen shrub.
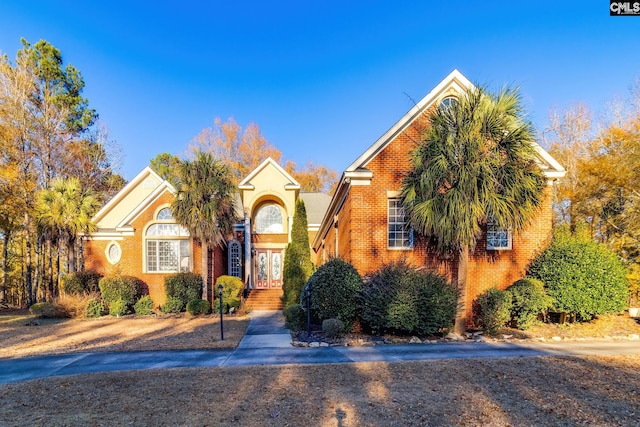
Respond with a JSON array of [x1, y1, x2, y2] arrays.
[[29, 301, 67, 318], [98, 275, 144, 309], [161, 296, 184, 314], [359, 261, 457, 335], [134, 296, 154, 315], [63, 270, 102, 295], [322, 318, 345, 339], [213, 275, 244, 313], [164, 273, 203, 308], [474, 288, 512, 334], [186, 299, 211, 315], [507, 278, 552, 330], [283, 304, 306, 331], [303, 258, 362, 328], [109, 298, 129, 317], [85, 298, 105, 318], [527, 225, 628, 320]]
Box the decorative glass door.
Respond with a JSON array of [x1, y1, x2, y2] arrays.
[[255, 250, 283, 289]]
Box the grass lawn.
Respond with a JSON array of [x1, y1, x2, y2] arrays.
[[1, 356, 639, 426]]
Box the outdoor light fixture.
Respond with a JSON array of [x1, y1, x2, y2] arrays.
[[218, 284, 224, 340]]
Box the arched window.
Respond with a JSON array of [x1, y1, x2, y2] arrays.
[[157, 207, 174, 220], [255, 204, 284, 233], [145, 214, 191, 273], [440, 96, 457, 109]]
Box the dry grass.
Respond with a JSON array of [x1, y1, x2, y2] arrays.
[[0, 310, 249, 358], [501, 313, 640, 340], [1, 356, 639, 426]]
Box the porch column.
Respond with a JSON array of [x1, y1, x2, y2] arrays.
[[244, 213, 252, 289]]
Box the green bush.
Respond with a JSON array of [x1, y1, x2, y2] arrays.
[[109, 298, 129, 317], [63, 270, 102, 295], [359, 261, 457, 336], [161, 296, 184, 314], [134, 296, 154, 316], [84, 299, 105, 318], [474, 288, 512, 335], [303, 258, 362, 328], [29, 301, 67, 318], [213, 275, 244, 314], [98, 275, 144, 308], [283, 304, 306, 331], [164, 273, 203, 309], [186, 299, 211, 315], [322, 318, 345, 339], [527, 226, 629, 321], [507, 278, 552, 330]]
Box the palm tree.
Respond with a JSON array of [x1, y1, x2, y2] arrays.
[[36, 177, 99, 295], [171, 151, 237, 301], [401, 86, 546, 333]]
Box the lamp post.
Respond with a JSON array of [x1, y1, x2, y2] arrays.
[[218, 284, 224, 341]]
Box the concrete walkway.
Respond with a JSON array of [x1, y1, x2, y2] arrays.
[[2, 311, 640, 384]]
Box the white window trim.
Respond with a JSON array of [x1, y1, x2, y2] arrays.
[[105, 241, 122, 265], [486, 221, 513, 250], [387, 198, 414, 250]]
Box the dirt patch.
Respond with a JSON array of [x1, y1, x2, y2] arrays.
[[1, 355, 639, 426], [0, 310, 248, 358]]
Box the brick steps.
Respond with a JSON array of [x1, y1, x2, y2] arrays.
[[245, 289, 284, 311]]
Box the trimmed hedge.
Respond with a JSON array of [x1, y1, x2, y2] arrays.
[[186, 299, 211, 315], [213, 275, 244, 314], [359, 261, 457, 336], [63, 270, 102, 295], [98, 275, 145, 309], [165, 273, 203, 309], [474, 288, 512, 335], [527, 226, 628, 321], [322, 318, 345, 339], [303, 258, 362, 328], [507, 278, 551, 330]]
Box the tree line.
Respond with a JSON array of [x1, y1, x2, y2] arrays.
[[0, 39, 124, 306]]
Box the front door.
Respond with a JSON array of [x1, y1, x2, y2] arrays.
[[255, 249, 283, 289]]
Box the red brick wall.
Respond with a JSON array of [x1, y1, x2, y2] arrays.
[[84, 190, 221, 308], [332, 113, 555, 319]]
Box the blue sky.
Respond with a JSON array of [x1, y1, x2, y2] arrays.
[[1, 1, 639, 181]]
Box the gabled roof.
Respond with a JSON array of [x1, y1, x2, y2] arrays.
[[91, 166, 176, 233], [238, 157, 300, 190], [345, 69, 474, 174], [312, 69, 567, 250]]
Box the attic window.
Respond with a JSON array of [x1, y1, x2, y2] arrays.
[[157, 208, 174, 220], [440, 96, 457, 109]]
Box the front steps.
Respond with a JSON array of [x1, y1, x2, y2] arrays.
[[244, 289, 284, 311]]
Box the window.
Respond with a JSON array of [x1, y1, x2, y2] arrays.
[[157, 208, 174, 220], [145, 209, 191, 273], [255, 204, 283, 233], [388, 199, 413, 249], [486, 220, 512, 250], [440, 96, 457, 109], [106, 242, 121, 265], [228, 240, 242, 278]]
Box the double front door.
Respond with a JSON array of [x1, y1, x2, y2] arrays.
[[255, 249, 283, 289]]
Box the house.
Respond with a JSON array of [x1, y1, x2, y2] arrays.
[[84, 159, 331, 307], [311, 69, 566, 322], [85, 69, 565, 318]]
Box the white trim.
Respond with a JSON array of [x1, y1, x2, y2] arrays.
[[238, 157, 301, 189], [116, 183, 175, 229]]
